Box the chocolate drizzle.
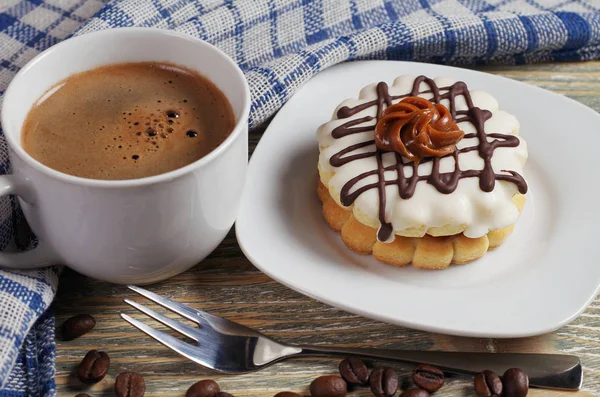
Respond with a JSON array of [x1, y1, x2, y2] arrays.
[[329, 76, 528, 241]]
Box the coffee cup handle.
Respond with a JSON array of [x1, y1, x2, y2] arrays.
[[0, 175, 57, 269]]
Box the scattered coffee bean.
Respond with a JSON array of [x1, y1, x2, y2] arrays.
[[339, 357, 369, 385], [214, 393, 234, 397], [61, 314, 95, 341], [412, 364, 444, 393], [115, 371, 146, 397], [310, 375, 348, 397], [274, 393, 302, 397], [474, 370, 503, 397], [369, 367, 398, 397], [399, 388, 430, 397], [503, 368, 529, 397], [76, 350, 109, 384], [186, 379, 221, 397], [75, 394, 92, 397]]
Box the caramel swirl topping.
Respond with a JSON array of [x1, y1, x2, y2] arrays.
[[374, 96, 464, 163]]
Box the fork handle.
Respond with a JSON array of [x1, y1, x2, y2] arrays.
[[296, 346, 582, 390]]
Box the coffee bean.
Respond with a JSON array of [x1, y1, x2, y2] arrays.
[[310, 375, 348, 397], [339, 357, 369, 385], [503, 368, 529, 397], [115, 371, 146, 397], [369, 367, 398, 397], [186, 379, 220, 397], [399, 389, 430, 397], [474, 370, 503, 397], [412, 364, 444, 393], [214, 393, 234, 397], [61, 314, 96, 341], [76, 350, 109, 384], [274, 393, 302, 397]]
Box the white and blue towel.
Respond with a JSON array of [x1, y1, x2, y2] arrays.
[[2, 0, 600, 395]]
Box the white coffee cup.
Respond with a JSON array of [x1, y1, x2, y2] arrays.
[[0, 28, 251, 284]]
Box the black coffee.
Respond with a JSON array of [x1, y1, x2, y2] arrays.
[[22, 62, 235, 180]]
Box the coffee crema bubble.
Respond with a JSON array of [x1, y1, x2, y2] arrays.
[[21, 62, 235, 180]]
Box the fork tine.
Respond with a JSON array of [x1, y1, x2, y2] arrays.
[[128, 285, 262, 338], [127, 285, 201, 325], [121, 313, 214, 370], [124, 299, 200, 341]]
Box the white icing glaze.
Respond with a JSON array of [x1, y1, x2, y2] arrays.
[[316, 75, 528, 240]]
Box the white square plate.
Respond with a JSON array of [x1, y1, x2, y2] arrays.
[[236, 60, 600, 338]]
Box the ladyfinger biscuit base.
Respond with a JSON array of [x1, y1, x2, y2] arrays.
[[318, 181, 525, 270]]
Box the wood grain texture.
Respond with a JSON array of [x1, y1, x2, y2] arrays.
[[54, 61, 600, 397]]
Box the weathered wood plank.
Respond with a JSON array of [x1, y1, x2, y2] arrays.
[[54, 61, 600, 397]]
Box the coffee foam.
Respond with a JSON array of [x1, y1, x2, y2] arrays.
[[22, 62, 235, 180]]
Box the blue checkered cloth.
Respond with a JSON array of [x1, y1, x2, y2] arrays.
[[1, 0, 600, 395]]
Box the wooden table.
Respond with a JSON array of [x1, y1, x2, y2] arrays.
[[54, 61, 600, 397]]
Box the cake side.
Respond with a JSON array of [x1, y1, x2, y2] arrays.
[[318, 181, 526, 269]]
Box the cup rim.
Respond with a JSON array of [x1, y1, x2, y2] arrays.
[[1, 27, 251, 188]]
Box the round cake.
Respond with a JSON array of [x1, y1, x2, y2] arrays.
[[316, 75, 528, 270]]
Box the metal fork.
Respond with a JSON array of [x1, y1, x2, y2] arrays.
[[122, 286, 582, 391]]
